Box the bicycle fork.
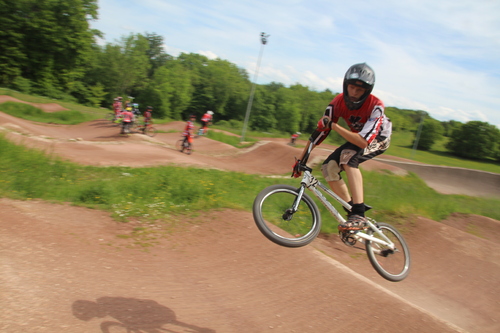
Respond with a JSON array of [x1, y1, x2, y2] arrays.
[[282, 186, 307, 220]]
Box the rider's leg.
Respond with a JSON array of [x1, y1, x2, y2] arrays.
[[327, 179, 351, 203], [322, 145, 352, 203], [343, 164, 366, 217], [344, 165, 364, 205]]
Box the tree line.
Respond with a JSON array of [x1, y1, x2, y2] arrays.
[[0, 0, 498, 162]]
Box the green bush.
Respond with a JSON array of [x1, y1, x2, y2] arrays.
[[11, 76, 32, 93]]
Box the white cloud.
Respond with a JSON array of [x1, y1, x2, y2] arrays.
[[198, 50, 219, 60]]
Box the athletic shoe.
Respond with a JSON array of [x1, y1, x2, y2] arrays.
[[338, 215, 368, 231]]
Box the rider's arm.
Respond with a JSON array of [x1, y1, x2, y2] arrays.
[[298, 140, 314, 161], [330, 123, 368, 149]]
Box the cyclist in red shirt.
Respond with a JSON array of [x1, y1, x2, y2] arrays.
[[120, 108, 135, 134], [141, 106, 153, 133], [182, 114, 196, 146], [293, 63, 392, 231], [290, 132, 301, 145], [198, 110, 214, 135]]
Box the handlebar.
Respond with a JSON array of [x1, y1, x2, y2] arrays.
[[292, 141, 314, 176]]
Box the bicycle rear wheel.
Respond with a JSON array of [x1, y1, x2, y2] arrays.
[[365, 222, 411, 282], [185, 142, 193, 154], [105, 112, 115, 122], [253, 184, 321, 247]]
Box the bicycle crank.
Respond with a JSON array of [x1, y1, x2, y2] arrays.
[[339, 231, 357, 246]]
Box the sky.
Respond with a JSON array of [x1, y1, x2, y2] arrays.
[[91, 0, 500, 128]]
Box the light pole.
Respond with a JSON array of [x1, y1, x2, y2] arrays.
[[241, 32, 270, 142]]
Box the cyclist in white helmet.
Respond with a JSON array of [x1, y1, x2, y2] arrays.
[[198, 110, 214, 136]]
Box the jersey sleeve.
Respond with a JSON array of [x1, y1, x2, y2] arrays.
[[358, 105, 386, 144]]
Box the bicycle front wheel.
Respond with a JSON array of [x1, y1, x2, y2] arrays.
[[175, 139, 185, 152], [253, 185, 321, 248], [144, 126, 156, 137], [365, 222, 411, 282]]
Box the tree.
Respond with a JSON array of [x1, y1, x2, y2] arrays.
[[138, 62, 193, 119], [441, 120, 461, 137], [273, 86, 301, 133], [94, 34, 151, 101], [144, 32, 172, 76], [289, 84, 336, 133], [0, 0, 26, 85], [0, 0, 99, 96], [249, 85, 277, 131], [446, 121, 500, 160], [412, 118, 444, 151]]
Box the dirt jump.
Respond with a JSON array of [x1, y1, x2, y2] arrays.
[[1, 97, 499, 333]]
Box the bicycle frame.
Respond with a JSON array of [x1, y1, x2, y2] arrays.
[[294, 144, 396, 251]]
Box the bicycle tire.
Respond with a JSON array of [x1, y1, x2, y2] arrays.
[[365, 222, 411, 282], [175, 139, 184, 152], [144, 126, 156, 137], [132, 124, 142, 133], [185, 142, 193, 154], [253, 184, 322, 248]]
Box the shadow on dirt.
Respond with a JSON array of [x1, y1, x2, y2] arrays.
[[72, 297, 215, 333]]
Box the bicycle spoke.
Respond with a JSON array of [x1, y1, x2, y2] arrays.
[[253, 185, 321, 247], [365, 223, 410, 281]]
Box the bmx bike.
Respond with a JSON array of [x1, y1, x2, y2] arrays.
[[133, 123, 156, 137], [252, 143, 410, 282], [175, 135, 193, 155]]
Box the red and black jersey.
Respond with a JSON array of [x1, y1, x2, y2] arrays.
[[311, 93, 392, 146], [183, 120, 195, 136]]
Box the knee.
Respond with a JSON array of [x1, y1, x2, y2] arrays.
[[321, 160, 342, 181]]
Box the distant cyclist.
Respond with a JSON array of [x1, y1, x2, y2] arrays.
[[132, 103, 141, 117], [198, 110, 214, 135], [120, 107, 135, 134], [182, 114, 197, 146], [140, 106, 153, 133], [290, 132, 301, 145]]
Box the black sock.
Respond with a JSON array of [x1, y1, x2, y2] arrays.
[[351, 203, 365, 217]]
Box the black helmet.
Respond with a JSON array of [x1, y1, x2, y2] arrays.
[[343, 63, 375, 110]]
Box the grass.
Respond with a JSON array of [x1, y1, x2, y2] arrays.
[[1, 133, 499, 238], [0, 87, 106, 116], [206, 130, 256, 148], [0, 101, 100, 125], [388, 131, 500, 174]]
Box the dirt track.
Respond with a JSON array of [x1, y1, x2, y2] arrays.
[[1, 97, 499, 333]]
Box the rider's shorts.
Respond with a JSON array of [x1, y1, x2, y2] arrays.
[[323, 136, 390, 170]]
